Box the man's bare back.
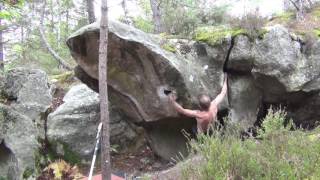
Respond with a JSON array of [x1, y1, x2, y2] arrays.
[[169, 73, 227, 133]]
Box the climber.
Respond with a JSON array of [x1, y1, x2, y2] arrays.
[[168, 73, 228, 134]]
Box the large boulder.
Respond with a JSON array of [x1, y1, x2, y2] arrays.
[[67, 21, 320, 160], [1, 68, 52, 139], [67, 21, 229, 160], [227, 25, 320, 128], [0, 104, 39, 180], [47, 84, 145, 163], [0, 68, 53, 179], [228, 75, 262, 129]]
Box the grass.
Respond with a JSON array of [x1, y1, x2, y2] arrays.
[[193, 26, 245, 46], [180, 108, 320, 180], [271, 11, 295, 24], [161, 43, 177, 53]]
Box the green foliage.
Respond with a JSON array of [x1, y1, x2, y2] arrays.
[[161, 43, 177, 53], [161, 0, 200, 35], [314, 29, 320, 37], [132, 16, 154, 33], [199, 4, 231, 25], [183, 110, 320, 179], [0, 0, 24, 20], [193, 26, 245, 46], [23, 167, 35, 179], [258, 108, 292, 137], [273, 11, 295, 23]]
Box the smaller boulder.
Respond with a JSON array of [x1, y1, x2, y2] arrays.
[[47, 84, 144, 164]]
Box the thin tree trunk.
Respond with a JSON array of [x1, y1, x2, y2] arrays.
[[86, 0, 96, 23], [121, 0, 131, 25], [0, 4, 4, 71], [57, 0, 61, 48], [99, 0, 111, 179], [50, 0, 54, 31], [39, 0, 72, 70], [150, 0, 164, 33], [65, 9, 69, 39]]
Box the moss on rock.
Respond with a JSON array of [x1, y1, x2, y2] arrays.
[[50, 71, 74, 84], [193, 26, 245, 46], [161, 43, 177, 53]]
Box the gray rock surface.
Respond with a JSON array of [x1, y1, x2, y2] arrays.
[[0, 68, 52, 179], [1, 68, 52, 139], [47, 84, 145, 161], [0, 104, 39, 180], [67, 21, 228, 123], [67, 21, 229, 160], [227, 25, 320, 128], [228, 75, 262, 130]]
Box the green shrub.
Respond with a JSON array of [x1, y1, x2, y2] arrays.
[[183, 109, 320, 180], [132, 16, 154, 33], [258, 108, 292, 137], [161, 43, 177, 53]]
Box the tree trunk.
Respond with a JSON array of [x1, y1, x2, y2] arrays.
[[150, 0, 164, 33], [0, 4, 4, 71], [65, 9, 69, 40], [39, 0, 72, 70], [99, 0, 111, 180], [86, 0, 96, 23], [289, 0, 306, 20], [57, 0, 61, 48], [297, 0, 305, 20], [121, 0, 131, 25]]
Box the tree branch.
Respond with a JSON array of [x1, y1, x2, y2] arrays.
[[289, 0, 300, 10], [39, 0, 72, 70]]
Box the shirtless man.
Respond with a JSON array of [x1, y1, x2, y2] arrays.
[[169, 73, 228, 134]]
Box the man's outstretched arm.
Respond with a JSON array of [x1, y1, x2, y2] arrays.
[[212, 73, 228, 105], [169, 94, 198, 118]]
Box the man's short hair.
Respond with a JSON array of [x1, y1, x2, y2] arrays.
[[198, 94, 211, 111]]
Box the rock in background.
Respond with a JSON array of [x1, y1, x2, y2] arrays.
[[47, 84, 145, 164], [227, 25, 320, 129], [0, 68, 52, 179]]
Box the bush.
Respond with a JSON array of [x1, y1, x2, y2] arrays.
[[230, 9, 267, 39], [132, 16, 154, 33], [182, 109, 320, 180], [258, 108, 292, 138]]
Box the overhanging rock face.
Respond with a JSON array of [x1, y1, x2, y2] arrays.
[[67, 21, 320, 159], [67, 21, 228, 160], [67, 21, 227, 123]]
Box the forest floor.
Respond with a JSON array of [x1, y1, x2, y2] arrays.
[[79, 144, 174, 179]]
